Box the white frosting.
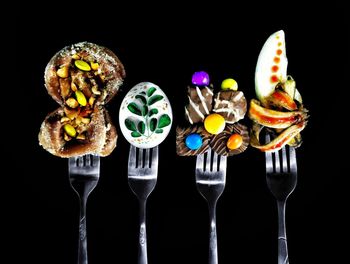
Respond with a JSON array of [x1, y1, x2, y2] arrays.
[[195, 86, 210, 114]]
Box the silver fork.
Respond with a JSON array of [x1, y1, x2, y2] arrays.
[[128, 145, 159, 264], [68, 155, 100, 264], [265, 133, 298, 264], [195, 148, 227, 264]]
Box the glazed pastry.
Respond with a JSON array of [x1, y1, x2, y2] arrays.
[[39, 42, 125, 157], [176, 125, 211, 156], [210, 123, 249, 156], [176, 71, 249, 156], [185, 86, 214, 124], [213, 90, 247, 123]]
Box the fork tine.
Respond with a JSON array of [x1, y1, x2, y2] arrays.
[[212, 151, 218, 172], [145, 148, 150, 168], [219, 155, 227, 171], [91, 155, 100, 167], [196, 152, 205, 171], [129, 145, 137, 168], [289, 146, 297, 173], [138, 148, 143, 168], [85, 154, 91, 166], [69, 156, 77, 168], [274, 151, 280, 173], [265, 134, 274, 173], [77, 156, 84, 167], [206, 149, 212, 171], [151, 146, 158, 168], [281, 146, 288, 172]]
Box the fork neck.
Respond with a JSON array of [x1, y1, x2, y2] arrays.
[[277, 200, 287, 238]]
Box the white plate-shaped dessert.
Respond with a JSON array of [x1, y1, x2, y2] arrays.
[[119, 82, 172, 148]]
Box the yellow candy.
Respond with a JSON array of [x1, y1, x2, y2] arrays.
[[204, 114, 225, 134], [221, 78, 238, 90], [75, 60, 91, 71]]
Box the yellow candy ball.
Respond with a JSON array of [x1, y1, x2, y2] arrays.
[[204, 113, 226, 134], [221, 78, 238, 90]]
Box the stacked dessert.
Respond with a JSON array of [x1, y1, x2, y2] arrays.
[[176, 71, 249, 156], [39, 42, 125, 157]]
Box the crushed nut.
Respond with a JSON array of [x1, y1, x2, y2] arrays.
[[89, 96, 95, 106], [64, 133, 72, 141], [66, 98, 79, 108], [72, 54, 80, 60], [57, 66, 69, 78], [75, 60, 91, 71], [63, 124, 77, 137], [60, 117, 70, 123], [75, 90, 87, 106], [91, 62, 99, 70], [71, 82, 78, 92], [76, 133, 86, 140], [64, 107, 80, 120], [92, 85, 101, 95], [81, 117, 90, 124]]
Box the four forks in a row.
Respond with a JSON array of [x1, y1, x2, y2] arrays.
[[68, 141, 297, 264]]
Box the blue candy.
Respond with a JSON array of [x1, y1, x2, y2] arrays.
[[185, 133, 203, 150]]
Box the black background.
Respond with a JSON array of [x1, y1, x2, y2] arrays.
[[14, 2, 348, 263]]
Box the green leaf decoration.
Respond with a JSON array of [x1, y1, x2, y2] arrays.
[[142, 105, 149, 116], [138, 121, 145, 134], [131, 131, 141, 137], [155, 128, 163, 134], [150, 118, 157, 132], [147, 87, 157, 97], [127, 102, 142, 116], [140, 91, 146, 95], [148, 95, 164, 105], [135, 95, 147, 105], [148, 108, 158, 117], [158, 114, 171, 128], [125, 119, 137, 131]]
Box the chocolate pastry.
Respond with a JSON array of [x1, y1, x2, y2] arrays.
[[184, 86, 213, 124], [39, 42, 125, 157], [177, 72, 249, 156], [210, 123, 249, 156], [213, 90, 247, 123], [176, 125, 211, 156]]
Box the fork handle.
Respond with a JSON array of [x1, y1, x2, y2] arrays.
[[78, 198, 88, 264], [277, 200, 289, 264], [208, 202, 218, 264], [138, 200, 148, 264]]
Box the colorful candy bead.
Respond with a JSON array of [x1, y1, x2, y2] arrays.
[[185, 133, 203, 150], [227, 133, 243, 150], [204, 113, 225, 134], [192, 71, 210, 86], [221, 78, 238, 90]]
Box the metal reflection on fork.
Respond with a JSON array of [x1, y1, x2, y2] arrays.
[[195, 148, 227, 264], [265, 133, 298, 264], [128, 145, 159, 264], [68, 155, 100, 264]]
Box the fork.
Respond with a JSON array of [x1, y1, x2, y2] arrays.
[[68, 155, 100, 264], [195, 148, 227, 264], [265, 133, 298, 264], [128, 145, 159, 264]]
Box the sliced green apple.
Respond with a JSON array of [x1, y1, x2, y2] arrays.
[[255, 30, 288, 103]]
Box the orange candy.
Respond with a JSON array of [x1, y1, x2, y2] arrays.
[[227, 134, 243, 150]]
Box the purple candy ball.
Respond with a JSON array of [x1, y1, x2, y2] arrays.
[[192, 71, 210, 86]]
